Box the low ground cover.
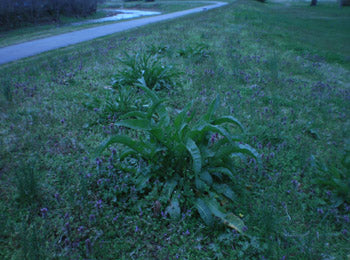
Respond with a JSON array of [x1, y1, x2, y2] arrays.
[[0, 0, 349, 258]]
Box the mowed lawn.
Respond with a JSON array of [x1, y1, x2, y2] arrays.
[[0, 0, 349, 259]]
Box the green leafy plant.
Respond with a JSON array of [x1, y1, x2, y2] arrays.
[[177, 43, 210, 61], [147, 44, 169, 56], [314, 151, 350, 203], [100, 79, 259, 232], [84, 84, 142, 124], [113, 52, 180, 91]]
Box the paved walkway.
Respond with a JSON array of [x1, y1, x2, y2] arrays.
[[0, 1, 227, 65]]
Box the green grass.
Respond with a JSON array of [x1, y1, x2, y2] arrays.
[[0, 0, 350, 258], [0, 0, 206, 48]]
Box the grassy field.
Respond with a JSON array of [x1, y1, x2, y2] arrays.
[[1, 0, 350, 259], [0, 0, 206, 48]]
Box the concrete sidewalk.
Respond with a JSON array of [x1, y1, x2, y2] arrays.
[[0, 1, 227, 65]]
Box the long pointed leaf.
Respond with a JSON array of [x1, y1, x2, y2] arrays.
[[115, 119, 152, 131], [147, 98, 167, 119], [185, 138, 202, 174], [206, 199, 245, 233], [195, 198, 213, 226], [206, 198, 226, 219], [120, 111, 148, 120], [211, 116, 244, 132], [193, 124, 239, 143], [174, 101, 193, 129], [136, 77, 160, 102], [119, 149, 138, 161], [207, 167, 235, 181], [200, 171, 213, 185], [162, 178, 178, 201], [223, 213, 245, 233], [99, 135, 152, 158], [195, 177, 208, 191], [166, 198, 181, 219], [212, 184, 236, 202], [202, 95, 220, 122], [237, 143, 260, 160]]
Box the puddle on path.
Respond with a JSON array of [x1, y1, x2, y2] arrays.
[[73, 9, 161, 25]]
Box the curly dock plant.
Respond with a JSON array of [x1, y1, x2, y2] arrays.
[[113, 52, 180, 91], [100, 79, 259, 232]]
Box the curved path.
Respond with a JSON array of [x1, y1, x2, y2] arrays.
[[0, 1, 227, 65]]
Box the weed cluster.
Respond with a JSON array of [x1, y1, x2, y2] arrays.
[[113, 52, 180, 91], [1, 1, 350, 258], [100, 75, 258, 231]]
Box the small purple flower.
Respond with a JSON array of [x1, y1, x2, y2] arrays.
[[343, 215, 349, 223], [342, 229, 348, 235], [40, 208, 48, 217], [210, 134, 216, 144], [60, 118, 65, 124], [73, 241, 80, 248], [161, 211, 166, 218], [78, 226, 84, 233], [113, 215, 118, 222], [54, 193, 60, 201], [135, 226, 140, 232], [345, 204, 350, 212], [291, 179, 299, 186], [64, 238, 70, 247], [249, 158, 257, 165], [317, 208, 324, 215], [184, 229, 190, 236], [96, 158, 102, 167], [95, 199, 103, 209], [89, 214, 96, 222], [65, 222, 70, 232], [242, 226, 248, 232]]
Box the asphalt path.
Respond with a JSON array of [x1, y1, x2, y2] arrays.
[[0, 1, 227, 65]]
